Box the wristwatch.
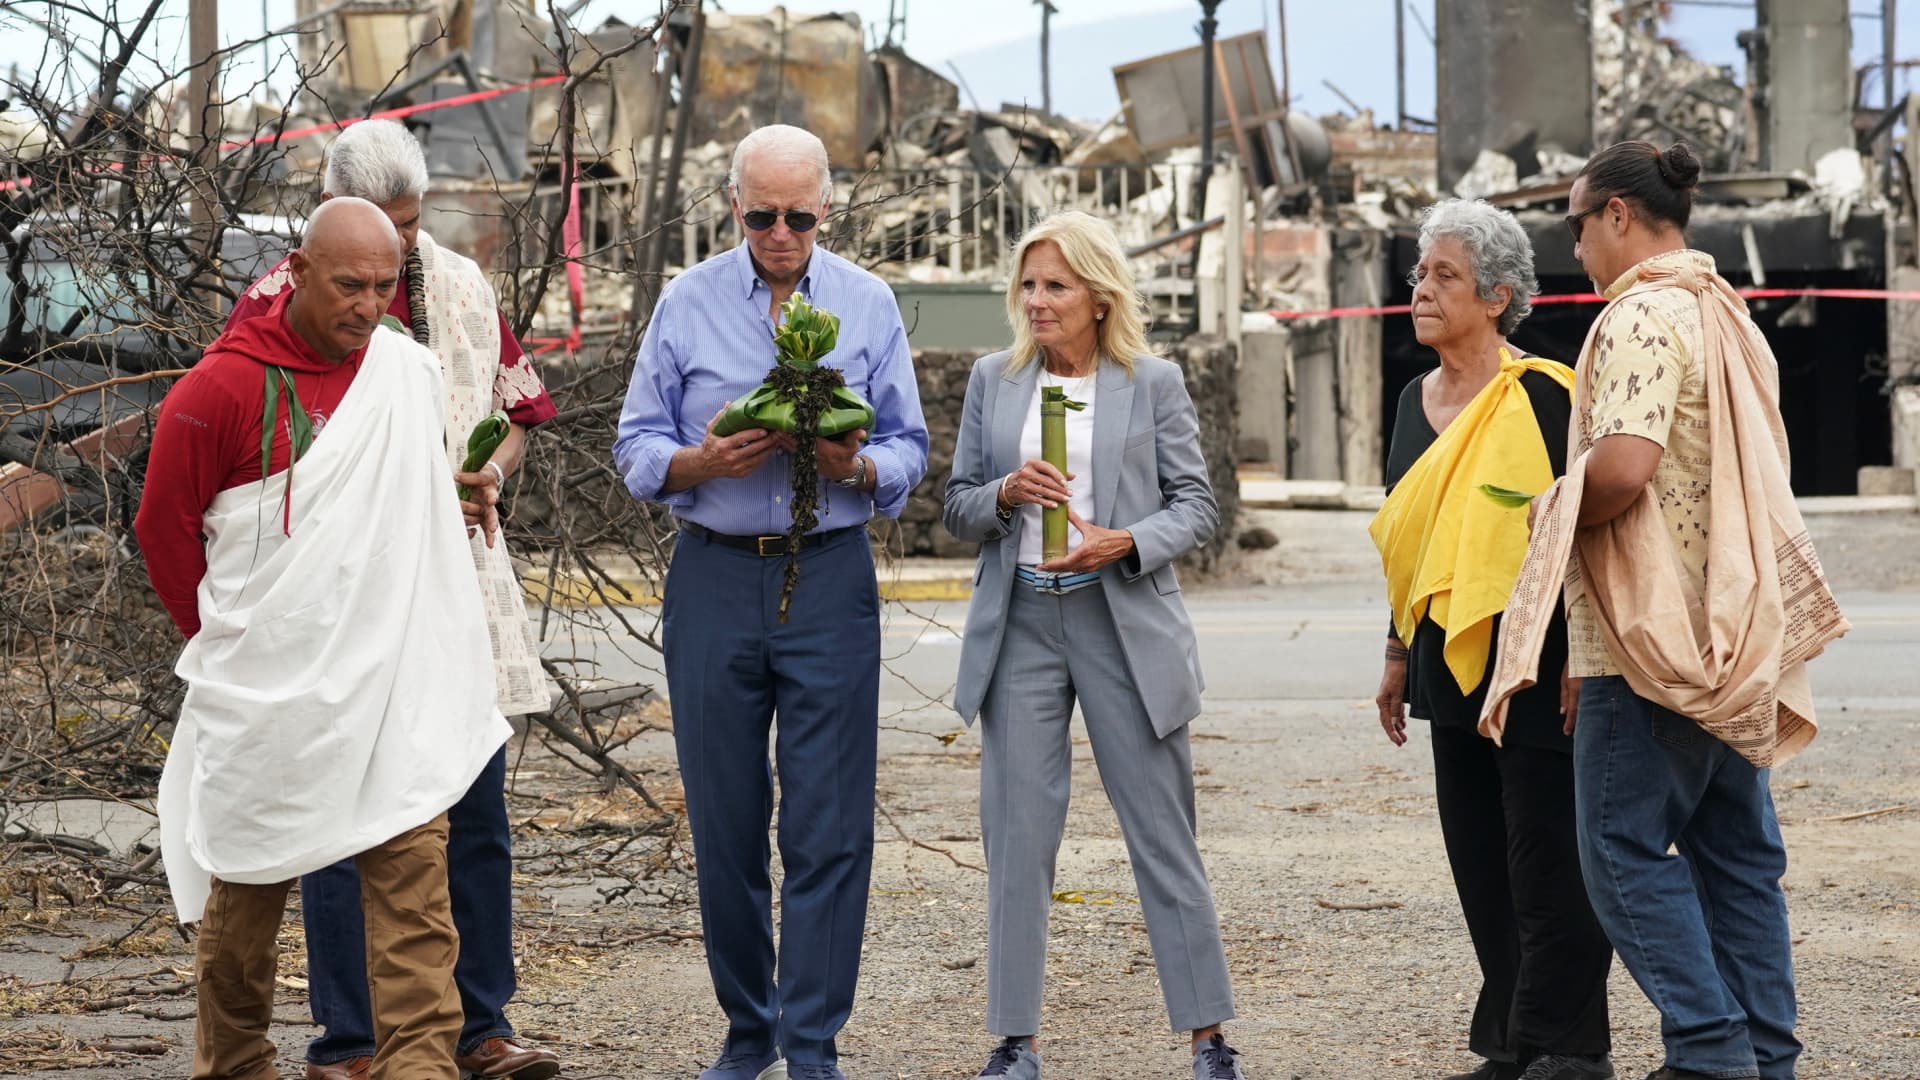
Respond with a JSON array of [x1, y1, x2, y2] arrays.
[[835, 455, 868, 489]]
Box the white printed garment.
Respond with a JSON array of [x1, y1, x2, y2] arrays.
[[415, 230, 551, 715]]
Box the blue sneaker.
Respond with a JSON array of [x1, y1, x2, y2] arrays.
[[976, 1037, 1042, 1078], [786, 1066, 846, 1080], [1192, 1033, 1246, 1080], [698, 1047, 786, 1080]]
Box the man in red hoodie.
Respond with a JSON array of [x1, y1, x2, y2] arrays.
[[224, 118, 560, 1080], [136, 197, 508, 1080]]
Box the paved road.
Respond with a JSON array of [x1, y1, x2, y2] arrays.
[[870, 582, 1920, 727], [10, 576, 1915, 1078]]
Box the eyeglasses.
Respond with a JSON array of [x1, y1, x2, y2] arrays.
[[741, 208, 820, 233], [1565, 202, 1605, 242]]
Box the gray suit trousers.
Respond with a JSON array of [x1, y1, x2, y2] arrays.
[[978, 582, 1236, 1035]]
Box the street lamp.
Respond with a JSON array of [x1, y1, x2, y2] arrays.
[[1196, 0, 1223, 215]]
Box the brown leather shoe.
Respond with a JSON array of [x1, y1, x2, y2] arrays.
[[455, 1037, 562, 1080], [304, 1059, 372, 1080]]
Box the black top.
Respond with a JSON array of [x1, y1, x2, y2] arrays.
[[1383, 363, 1574, 753]]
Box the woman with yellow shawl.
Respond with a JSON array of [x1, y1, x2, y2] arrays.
[[1370, 200, 1614, 1080]]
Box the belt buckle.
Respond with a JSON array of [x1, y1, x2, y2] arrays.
[[756, 535, 782, 557], [1032, 570, 1065, 595]]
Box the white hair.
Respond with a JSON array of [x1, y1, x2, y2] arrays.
[[323, 119, 429, 205], [728, 124, 832, 204], [1415, 198, 1539, 336]]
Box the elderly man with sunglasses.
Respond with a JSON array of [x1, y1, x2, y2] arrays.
[[613, 124, 928, 1080]]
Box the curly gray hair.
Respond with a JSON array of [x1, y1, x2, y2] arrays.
[[1414, 198, 1538, 336], [322, 119, 429, 205]]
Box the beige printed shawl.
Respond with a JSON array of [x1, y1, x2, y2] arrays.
[[416, 231, 551, 716], [1478, 255, 1847, 767]]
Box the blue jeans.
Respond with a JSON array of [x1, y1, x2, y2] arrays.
[[1575, 676, 1800, 1080], [302, 747, 516, 1063]]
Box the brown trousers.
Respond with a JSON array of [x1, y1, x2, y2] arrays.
[[191, 815, 461, 1080]]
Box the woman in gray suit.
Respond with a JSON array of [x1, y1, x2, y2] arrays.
[[944, 211, 1246, 1080]]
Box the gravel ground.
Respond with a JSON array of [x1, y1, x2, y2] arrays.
[[4, 509, 1917, 1079]]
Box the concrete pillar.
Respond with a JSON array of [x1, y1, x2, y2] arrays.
[[1238, 327, 1291, 475], [1197, 169, 1237, 339], [1223, 163, 1245, 352], [1893, 385, 1920, 471], [1756, 0, 1853, 173], [1333, 229, 1385, 487], [1291, 323, 1342, 481], [1890, 266, 1920, 384], [1437, 0, 1593, 192]]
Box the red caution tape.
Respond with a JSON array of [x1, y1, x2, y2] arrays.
[[1269, 286, 1920, 322], [220, 74, 567, 153], [0, 73, 568, 193]]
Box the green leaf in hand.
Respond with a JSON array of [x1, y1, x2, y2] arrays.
[[775, 292, 839, 369], [1478, 483, 1537, 508], [457, 410, 511, 502]]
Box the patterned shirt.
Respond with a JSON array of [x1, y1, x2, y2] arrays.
[[1568, 249, 1716, 676]]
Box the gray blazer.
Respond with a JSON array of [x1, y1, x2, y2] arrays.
[[943, 350, 1218, 738]]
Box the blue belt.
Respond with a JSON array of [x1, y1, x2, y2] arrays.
[[1015, 565, 1102, 596]]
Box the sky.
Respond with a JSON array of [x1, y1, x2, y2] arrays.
[[0, 1, 1914, 130]]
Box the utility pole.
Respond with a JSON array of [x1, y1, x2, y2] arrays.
[[1277, 0, 1301, 183], [1395, 0, 1406, 130], [1886, 0, 1898, 196], [885, 0, 907, 49], [643, 0, 707, 318], [1037, 0, 1058, 116], [187, 0, 222, 305]]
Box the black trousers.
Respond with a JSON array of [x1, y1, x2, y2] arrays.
[[1430, 724, 1613, 1062]]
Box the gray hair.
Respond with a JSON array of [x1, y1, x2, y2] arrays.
[[728, 124, 832, 204], [1415, 198, 1538, 336], [322, 119, 429, 205]]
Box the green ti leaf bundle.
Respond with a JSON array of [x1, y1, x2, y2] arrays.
[[772, 291, 840, 370]]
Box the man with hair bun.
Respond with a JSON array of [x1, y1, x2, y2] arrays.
[[1483, 140, 1848, 1080]]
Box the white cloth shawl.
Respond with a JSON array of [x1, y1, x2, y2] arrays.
[[158, 327, 510, 922], [415, 231, 549, 715]]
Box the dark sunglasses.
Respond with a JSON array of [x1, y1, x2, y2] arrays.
[[1565, 202, 1605, 242], [741, 208, 820, 233]]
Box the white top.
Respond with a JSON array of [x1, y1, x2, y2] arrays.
[[1013, 366, 1098, 565]]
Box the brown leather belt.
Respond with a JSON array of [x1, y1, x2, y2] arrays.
[[679, 521, 861, 558]]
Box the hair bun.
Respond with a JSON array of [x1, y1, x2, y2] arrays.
[[1656, 142, 1702, 190]]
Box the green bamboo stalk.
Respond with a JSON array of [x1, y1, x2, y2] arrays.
[[1041, 386, 1074, 560]]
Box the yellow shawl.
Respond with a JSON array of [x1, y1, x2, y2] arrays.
[[1370, 350, 1574, 694], [1479, 257, 1848, 767]]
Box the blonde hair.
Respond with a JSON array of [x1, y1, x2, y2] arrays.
[[1003, 210, 1153, 375]]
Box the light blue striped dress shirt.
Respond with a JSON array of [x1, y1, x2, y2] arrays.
[[613, 242, 930, 536]]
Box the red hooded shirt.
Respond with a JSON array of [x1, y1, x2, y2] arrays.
[[134, 290, 371, 639]]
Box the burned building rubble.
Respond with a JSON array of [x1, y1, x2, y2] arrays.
[[1246, 0, 1912, 499], [4, 0, 1917, 538]]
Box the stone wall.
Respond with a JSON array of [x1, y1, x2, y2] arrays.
[[885, 336, 1240, 571]]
